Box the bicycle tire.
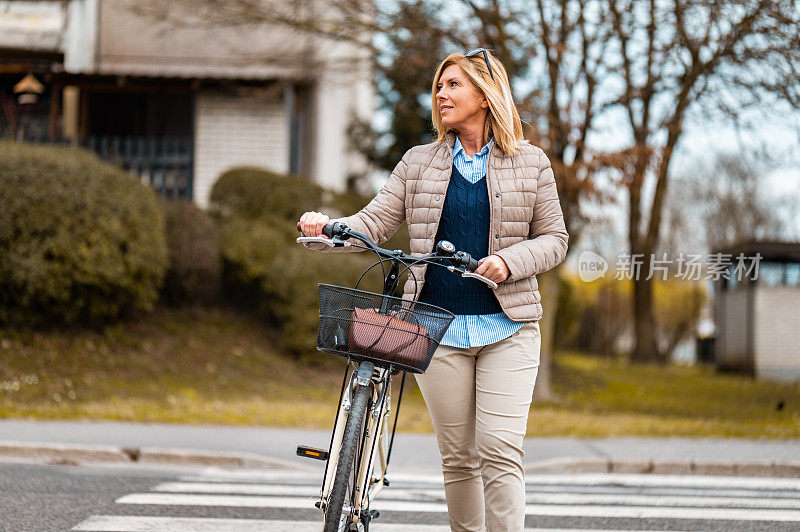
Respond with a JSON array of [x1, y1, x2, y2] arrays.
[[324, 380, 373, 532]]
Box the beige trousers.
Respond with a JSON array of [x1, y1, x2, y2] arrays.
[[414, 320, 541, 532]]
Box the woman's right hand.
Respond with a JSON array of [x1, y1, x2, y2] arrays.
[[298, 211, 330, 237]]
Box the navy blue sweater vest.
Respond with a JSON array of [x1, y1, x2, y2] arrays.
[[418, 167, 502, 315]]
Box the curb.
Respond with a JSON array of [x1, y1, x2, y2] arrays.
[[0, 440, 314, 470], [0, 440, 129, 465], [3, 441, 798, 477], [523, 456, 800, 477], [136, 447, 316, 470]]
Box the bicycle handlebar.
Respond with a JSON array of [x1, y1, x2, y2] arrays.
[[321, 222, 339, 239], [296, 222, 497, 289]]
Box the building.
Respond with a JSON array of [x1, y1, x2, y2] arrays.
[[0, 0, 372, 205], [713, 241, 800, 382]]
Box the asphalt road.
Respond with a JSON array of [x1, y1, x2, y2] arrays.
[[0, 461, 169, 531], [4, 460, 800, 531]]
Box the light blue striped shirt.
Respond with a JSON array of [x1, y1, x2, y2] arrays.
[[452, 135, 494, 184], [439, 136, 524, 348]]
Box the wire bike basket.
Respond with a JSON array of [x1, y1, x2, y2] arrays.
[[317, 284, 456, 374]]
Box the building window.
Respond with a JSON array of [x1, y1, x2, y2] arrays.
[[786, 263, 800, 287], [759, 262, 784, 287], [725, 263, 737, 291]]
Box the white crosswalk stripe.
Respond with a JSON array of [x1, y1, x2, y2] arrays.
[[71, 516, 659, 532], [72, 468, 800, 531], [147, 481, 800, 510]]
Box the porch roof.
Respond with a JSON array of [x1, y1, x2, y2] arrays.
[[94, 61, 315, 82], [713, 241, 800, 263]]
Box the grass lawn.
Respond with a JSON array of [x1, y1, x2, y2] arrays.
[[543, 353, 800, 437], [1, 306, 798, 438]]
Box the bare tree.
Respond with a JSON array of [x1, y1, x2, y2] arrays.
[[518, 0, 617, 398], [600, 0, 800, 363], [702, 155, 790, 250], [673, 151, 791, 251], [130, 0, 377, 46]]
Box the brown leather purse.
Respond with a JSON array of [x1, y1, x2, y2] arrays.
[[348, 307, 429, 366]]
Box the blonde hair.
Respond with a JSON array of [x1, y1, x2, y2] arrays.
[[431, 52, 525, 154]]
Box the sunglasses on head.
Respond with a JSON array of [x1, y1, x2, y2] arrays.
[[465, 48, 496, 82]]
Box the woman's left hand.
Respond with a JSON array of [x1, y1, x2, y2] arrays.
[[475, 255, 510, 283]]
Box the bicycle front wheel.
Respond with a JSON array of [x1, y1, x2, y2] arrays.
[[324, 380, 372, 532]]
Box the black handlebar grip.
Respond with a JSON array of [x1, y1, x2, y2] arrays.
[[323, 222, 349, 238], [453, 251, 479, 272]]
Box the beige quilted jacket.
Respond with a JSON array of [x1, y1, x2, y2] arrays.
[[317, 131, 568, 321]]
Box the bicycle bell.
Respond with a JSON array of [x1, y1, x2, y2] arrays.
[[436, 240, 456, 256]]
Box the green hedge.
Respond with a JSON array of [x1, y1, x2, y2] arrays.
[[210, 167, 394, 354], [0, 141, 167, 325], [162, 200, 221, 305], [220, 216, 380, 354], [209, 166, 325, 221]]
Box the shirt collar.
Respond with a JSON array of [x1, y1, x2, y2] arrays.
[[454, 136, 494, 160]]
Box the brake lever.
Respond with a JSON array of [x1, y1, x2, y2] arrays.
[[445, 265, 498, 289], [462, 270, 498, 289], [296, 236, 351, 248]]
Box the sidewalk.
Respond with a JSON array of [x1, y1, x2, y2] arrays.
[[1, 419, 799, 476]]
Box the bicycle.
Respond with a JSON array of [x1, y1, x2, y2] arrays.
[[295, 221, 498, 532]]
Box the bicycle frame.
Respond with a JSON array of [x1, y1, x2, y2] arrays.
[[319, 360, 393, 529]]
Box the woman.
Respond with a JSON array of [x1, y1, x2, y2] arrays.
[[300, 49, 568, 531]]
